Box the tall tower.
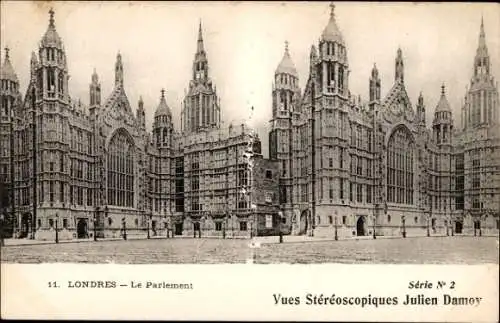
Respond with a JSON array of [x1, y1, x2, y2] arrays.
[[181, 21, 221, 134], [0, 47, 20, 236], [269, 41, 299, 209], [34, 8, 71, 217], [462, 17, 499, 129], [433, 84, 453, 145]]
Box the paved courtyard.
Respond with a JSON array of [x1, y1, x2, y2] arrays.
[[0, 236, 498, 264]]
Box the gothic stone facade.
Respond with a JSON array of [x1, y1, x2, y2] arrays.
[[0, 11, 280, 240], [269, 5, 500, 237]]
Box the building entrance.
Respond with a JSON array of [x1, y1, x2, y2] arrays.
[[299, 210, 310, 235], [19, 213, 31, 238], [77, 218, 88, 239], [175, 223, 183, 236], [356, 216, 365, 236], [455, 221, 463, 234]]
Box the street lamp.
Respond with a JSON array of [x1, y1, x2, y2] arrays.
[[93, 212, 97, 241], [334, 216, 338, 241], [401, 215, 406, 238], [426, 214, 430, 237], [122, 217, 127, 240], [223, 210, 227, 239], [147, 214, 150, 239], [55, 214, 59, 244], [279, 210, 283, 244]]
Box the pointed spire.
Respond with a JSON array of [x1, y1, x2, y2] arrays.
[[395, 47, 404, 83], [138, 96, 144, 110], [115, 51, 124, 87], [476, 15, 488, 58], [1, 47, 18, 82], [435, 83, 451, 113], [276, 40, 298, 77], [91, 67, 99, 83], [321, 2, 344, 44], [418, 91, 424, 106], [371, 63, 378, 78], [197, 19, 205, 53], [41, 8, 62, 48], [49, 8, 55, 28], [155, 88, 171, 118]]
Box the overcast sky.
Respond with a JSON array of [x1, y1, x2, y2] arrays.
[[1, 1, 499, 157]]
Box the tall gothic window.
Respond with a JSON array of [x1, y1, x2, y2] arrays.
[[387, 126, 414, 204], [107, 129, 134, 207]]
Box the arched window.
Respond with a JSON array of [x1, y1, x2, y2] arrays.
[[107, 129, 134, 207], [387, 126, 414, 204]]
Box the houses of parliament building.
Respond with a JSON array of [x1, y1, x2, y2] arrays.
[[1, 4, 499, 240]]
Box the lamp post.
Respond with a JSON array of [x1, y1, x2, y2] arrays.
[[334, 216, 338, 241], [122, 217, 127, 240], [450, 216, 454, 237], [402, 215, 406, 238], [55, 214, 59, 244], [426, 214, 430, 237], [279, 210, 283, 244], [93, 212, 97, 241], [147, 214, 150, 239], [223, 212, 227, 239]]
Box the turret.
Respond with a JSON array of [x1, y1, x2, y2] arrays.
[[115, 52, 124, 87], [318, 2, 348, 96], [433, 84, 453, 144], [369, 63, 381, 102], [89, 68, 101, 107], [416, 91, 426, 126], [38, 8, 69, 101], [137, 96, 145, 130], [1, 47, 20, 117], [153, 89, 173, 147], [273, 41, 299, 118], [395, 47, 404, 84]]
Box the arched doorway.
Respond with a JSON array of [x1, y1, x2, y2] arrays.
[[455, 221, 463, 234], [77, 218, 88, 239], [174, 222, 183, 236], [356, 216, 365, 236], [299, 210, 309, 235], [19, 213, 31, 238]]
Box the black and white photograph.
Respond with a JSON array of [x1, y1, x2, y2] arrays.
[[0, 1, 499, 320]]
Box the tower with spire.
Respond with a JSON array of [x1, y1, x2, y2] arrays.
[[89, 68, 101, 113], [462, 17, 498, 130], [153, 89, 173, 148], [317, 2, 349, 97], [1, 47, 20, 237], [181, 21, 221, 134], [269, 41, 300, 214], [369, 63, 381, 103], [433, 84, 453, 145], [416, 92, 426, 127], [395, 47, 404, 84]]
